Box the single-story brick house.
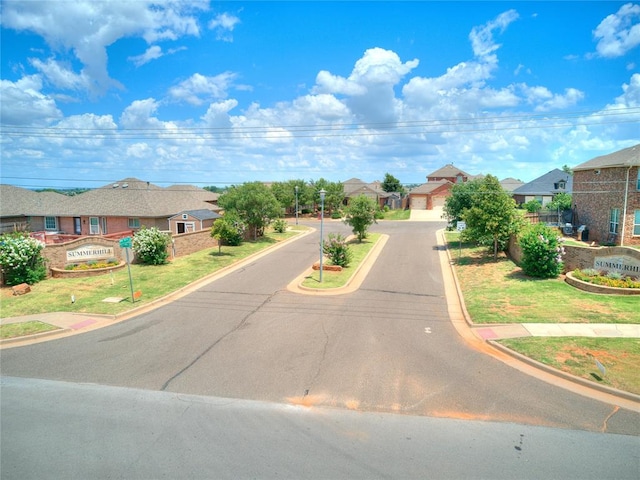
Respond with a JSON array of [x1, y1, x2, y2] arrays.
[[0, 178, 220, 239], [512, 168, 573, 207], [572, 144, 640, 246]]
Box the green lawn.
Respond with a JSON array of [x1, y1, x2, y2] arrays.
[[1, 228, 303, 319], [302, 233, 380, 289], [381, 209, 410, 221], [0, 321, 60, 339], [444, 232, 639, 325], [444, 231, 640, 394], [498, 337, 640, 395]]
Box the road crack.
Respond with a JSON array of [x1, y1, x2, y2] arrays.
[[160, 291, 279, 391]]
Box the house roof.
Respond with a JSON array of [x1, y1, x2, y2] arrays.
[[343, 178, 379, 197], [512, 169, 573, 196], [426, 164, 471, 179], [0, 185, 71, 217], [500, 177, 525, 192], [573, 144, 640, 171], [0, 178, 219, 219], [409, 179, 451, 194], [170, 209, 222, 221]]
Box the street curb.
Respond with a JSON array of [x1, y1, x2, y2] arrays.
[[0, 327, 71, 345], [438, 228, 640, 406], [289, 234, 389, 296]]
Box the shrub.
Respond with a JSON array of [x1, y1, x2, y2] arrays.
[[523, 200, 542, 213], [374, 208, 385, 220], [211, 214, 245, 253], [272, 218, 288, 233], [132, 227, 171, 265], [519, 223, 564, 278], [323, 233, 352, 268], [0, 232, 47, 285], [330, 210, 342, 219], [572, 269, 640, 288]]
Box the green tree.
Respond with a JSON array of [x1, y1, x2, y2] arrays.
[[519, 223, 564, 278], [343, 194, 377, 242], [210, 213, 245, 254], [523, 199, 542, 213], [443, 178, 483, 224], [271, 179, 309, 213], [462, 175, 522, 261], [381, 173, 405, 194], [546, 192, 572, 212], [218, 182, 281, 240], [310, 178, 344, 213]]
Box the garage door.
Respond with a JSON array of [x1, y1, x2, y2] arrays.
[[432, 196, 446, 207], [411, 196, 427, 210]]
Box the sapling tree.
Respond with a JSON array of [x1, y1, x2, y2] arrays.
[[343, 194, 377, 242]]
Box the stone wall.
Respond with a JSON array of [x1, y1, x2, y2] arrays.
[[41, 237, 124, 277]]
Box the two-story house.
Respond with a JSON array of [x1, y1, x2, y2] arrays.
[[572, 144, 640, 246]]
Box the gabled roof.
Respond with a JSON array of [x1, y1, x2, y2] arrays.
[[426, 164, 471, 179], [409, 179, 451, 194], [343, 178, 379, 197], [573, 144, 640, 171], [500, 177, 525, 192], [512, 169, 573, 195], [170, 209, 221, 221]]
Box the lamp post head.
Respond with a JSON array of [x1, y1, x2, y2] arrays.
[[319, 189, 326, 201], [295, 185, 298, 193]]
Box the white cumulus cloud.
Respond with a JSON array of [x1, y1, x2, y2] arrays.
[[169, 72, 237, 105], [593, 3, 640, 58]]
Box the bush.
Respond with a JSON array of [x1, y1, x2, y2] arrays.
[[272, 218, 288, 233], [519, 223, 564, 278], [132, 227, 171, 265], [572, 269, 640, 288], [323, 233, 352, 267], [330, 210, 342, 219], [211, 214, 245, 252], [0, 232, 47, 285], [523, 200, 542, 213]]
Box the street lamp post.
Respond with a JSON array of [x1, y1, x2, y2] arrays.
[[319, 189, 326, 283], [295, 185, 299, 225]]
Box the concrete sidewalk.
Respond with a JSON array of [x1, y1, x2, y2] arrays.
[[473, 323, 640, 340]]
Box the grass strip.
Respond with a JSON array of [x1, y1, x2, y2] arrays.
[[498, 337, 640, 395], [0, 321, 60, 339], [301, 233, 380, 289]]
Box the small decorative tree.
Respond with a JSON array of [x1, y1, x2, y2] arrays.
[[323, 233, 352, 267], [211, 214, 245, 254], [343, 194, 377, 242], [132, 227, 171, 265], [0, 232, 47, 285], [519, 223, 565, 278]]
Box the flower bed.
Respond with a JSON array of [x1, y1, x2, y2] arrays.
[[51, 260, 126, 279], [566, 269, 640, 295]]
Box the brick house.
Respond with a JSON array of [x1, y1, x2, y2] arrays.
[[409, 164, 481, 210], [572, 144, 640, 246], [0, 178, 220, 239]]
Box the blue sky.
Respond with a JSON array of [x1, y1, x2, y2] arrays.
[[1, 1, 639, 189]]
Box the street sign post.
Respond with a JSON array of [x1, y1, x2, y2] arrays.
[[456, 221, 466, 259], [119, 237, 135, 302]]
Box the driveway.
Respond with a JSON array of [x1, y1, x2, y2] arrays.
[[409, 207, 445, 221]]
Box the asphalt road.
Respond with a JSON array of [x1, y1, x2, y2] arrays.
[[2, 376, 638, 480], [2, 220, 639, 433]]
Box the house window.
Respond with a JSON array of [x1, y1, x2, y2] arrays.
[[89, 217, 100, 235], [128, 218, 140, 229], [182, 214, 188, 220], [636, 170, 640, 190], [44, 216, 57, 230], [609, 208, 620, 234], [634, 210, 640, 236]]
